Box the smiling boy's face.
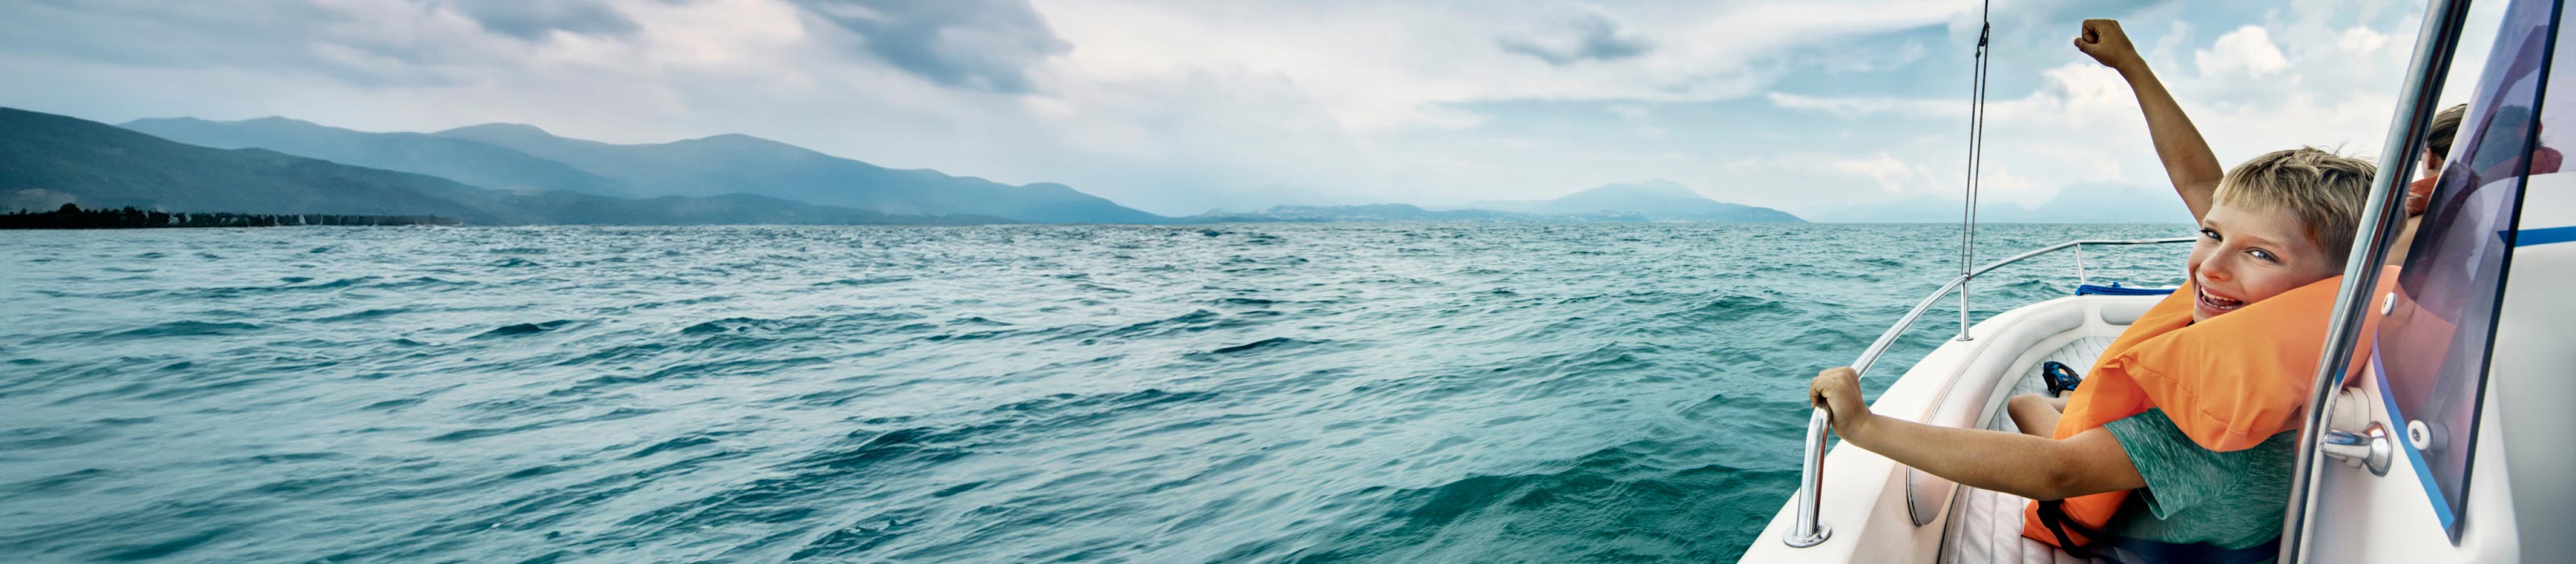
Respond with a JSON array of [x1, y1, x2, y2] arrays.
[[2186, 201, 2347, 322]]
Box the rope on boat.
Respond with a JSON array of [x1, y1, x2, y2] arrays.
[[1957, 0, 1992, 340]]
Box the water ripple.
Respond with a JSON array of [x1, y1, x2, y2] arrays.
[[0, 222, 2189, 562]]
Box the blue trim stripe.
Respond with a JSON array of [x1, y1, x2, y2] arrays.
[[2372, 343, 2458, 529], [2516, 225, 2576, 247], [2075, 284, 2178, 297]]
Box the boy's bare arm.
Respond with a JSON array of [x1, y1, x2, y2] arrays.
[[1812, 367, 2146, 500], [2078, 19, 2223, 222]]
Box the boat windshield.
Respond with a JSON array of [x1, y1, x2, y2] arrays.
[[2371, 0, 2558, 539]]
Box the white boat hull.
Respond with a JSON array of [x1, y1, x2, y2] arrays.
[[1741, 294, 2165, 563]]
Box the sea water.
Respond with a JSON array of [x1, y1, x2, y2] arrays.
[[0, 223, 2190, 562]]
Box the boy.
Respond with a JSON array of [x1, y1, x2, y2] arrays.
[[1807, 18, 2401, 559], [2006, 23, 2466, 424], [1808, 146, 2373, 560]]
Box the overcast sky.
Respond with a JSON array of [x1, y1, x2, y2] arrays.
[[0, 0, 2487, 217]]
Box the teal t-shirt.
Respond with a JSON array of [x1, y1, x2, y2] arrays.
[[2100, 408, 2299, 551]]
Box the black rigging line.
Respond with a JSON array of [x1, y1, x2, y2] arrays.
[[1958, 0, 1991, 339]]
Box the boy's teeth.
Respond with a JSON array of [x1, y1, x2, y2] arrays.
[[2199, 288, 2242, 309]]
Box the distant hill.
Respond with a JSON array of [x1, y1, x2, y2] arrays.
[[119, 115, 1162, 223], [4, 108, 500, 222], [1467, 180, 1806, 222], [1191, 203, 1647, 222], [1159, 184, 1373, 217], [430, 123, 1168, 224], [122, 117, 635, 197], [2, 107, 1000, 226]]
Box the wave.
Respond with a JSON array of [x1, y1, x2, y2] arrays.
[[811, 276, 914, 287], [1200, 336, 1323, 356], [315, 308, 410, 322], [472, 319, 576, 338], [28, 321, 266, 345], [680, 317, 799, 335], [126, 320, 263, 338], [375, 276, 478, 289], [1663, 292, 1805, 325], [1094, 309, 1271, 341], [625, 433, 726, 459]]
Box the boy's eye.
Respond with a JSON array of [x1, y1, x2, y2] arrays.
[[2199, 228, 2220, 240], [2249, 249, 2277, 262]]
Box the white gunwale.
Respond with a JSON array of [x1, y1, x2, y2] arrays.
[[1741, 293, 2167, 563]]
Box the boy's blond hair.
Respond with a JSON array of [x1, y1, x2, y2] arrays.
[[2213, 147, 2376, 266]]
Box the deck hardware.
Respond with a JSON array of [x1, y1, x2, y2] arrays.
[[2382, 291, 2396, 315], [1785, 407, 1834, 548], [2321, 422, 2393, 476], [2406, 419, 2446, 452]]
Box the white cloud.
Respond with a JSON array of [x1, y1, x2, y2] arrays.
[[1033, 0, 1964, 133], [1765, 92, 1961, 118], [2196, 26, 2291, 77], [0, 0, 2479, 218], [2339, 27, 2392, 56]]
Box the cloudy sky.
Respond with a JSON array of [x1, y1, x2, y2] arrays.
[[0, 0, 2491, 218]]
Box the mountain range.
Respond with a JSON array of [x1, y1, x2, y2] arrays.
[[0, 108, 1003, 226], [122, 116, 1163, 224], [6, 106, 1814, 226]]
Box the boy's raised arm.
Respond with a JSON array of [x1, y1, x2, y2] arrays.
[[2078, 19, 2223, 222]]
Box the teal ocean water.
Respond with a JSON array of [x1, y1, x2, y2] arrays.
[[0, 223, 2190, 562]]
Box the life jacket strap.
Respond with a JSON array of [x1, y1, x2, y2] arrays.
[[2036, 499, 2103, 559]]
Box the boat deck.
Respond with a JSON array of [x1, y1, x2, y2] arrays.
[[1935, 336, 2113, 564]]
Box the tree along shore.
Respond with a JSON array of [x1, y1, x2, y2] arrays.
[[1, 205, 459, 230]]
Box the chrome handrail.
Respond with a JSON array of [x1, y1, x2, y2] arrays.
[[1846, 237, 2190, 378], [1785, 235, 2192, 548], [2076, 246, 2087, 287]]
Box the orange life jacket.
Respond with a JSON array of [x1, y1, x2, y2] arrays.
[[2020, 267, 2398, 548]]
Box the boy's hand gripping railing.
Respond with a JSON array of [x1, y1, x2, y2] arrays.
[[1785, 236, 2192, 548]]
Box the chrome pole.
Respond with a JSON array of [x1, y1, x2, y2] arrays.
[[1786, 407, 1833, 547], [2279, 0, 2470, 561], [1785, 236, 2190, 548], [2075, 244, 2087, 288]]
